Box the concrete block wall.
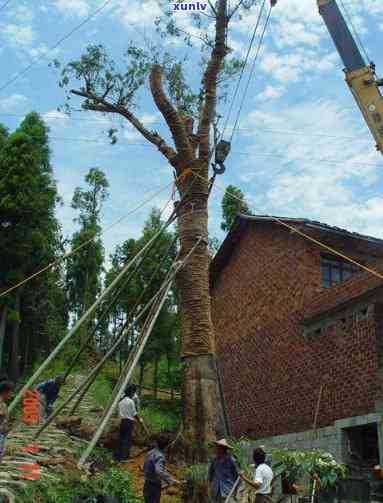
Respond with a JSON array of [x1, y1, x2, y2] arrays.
[[241, 425, 341, 464]]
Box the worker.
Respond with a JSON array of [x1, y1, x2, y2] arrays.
[[35, 375, 65, 420], [143, 433, 181, 502], [115, 385, 139, 462], [239, 446, 274, 503], [130, 384, 140, 412], [208, 439, 239, 502], [0, 380, 14, 462]]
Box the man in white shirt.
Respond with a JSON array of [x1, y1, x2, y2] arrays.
[[115, 385, 139, 462], [240, 447, 273, 503]]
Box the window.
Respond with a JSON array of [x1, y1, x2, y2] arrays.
[[320, 255, 359, 288]]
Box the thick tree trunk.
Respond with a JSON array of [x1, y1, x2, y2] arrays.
[[9, 291, 21, 381], [177, 173, 226, 462], [0, 306, 8, 372]]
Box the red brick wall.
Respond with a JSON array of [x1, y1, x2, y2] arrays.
[[211, 224, 382, 438]]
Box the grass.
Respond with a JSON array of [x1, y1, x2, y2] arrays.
[[140, 397, 181, 434]]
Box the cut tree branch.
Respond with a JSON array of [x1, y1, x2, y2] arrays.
[[149, 65, 194, 171], [198, 0, 228, 161], [70, 89, 178, 167]]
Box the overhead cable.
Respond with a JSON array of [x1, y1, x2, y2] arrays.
[[0, 0, 114, 93], [230, 4, 272, 143], [194, 170, 383, 282], [221, 0, 267, 139], [0, 179, 174, 298]]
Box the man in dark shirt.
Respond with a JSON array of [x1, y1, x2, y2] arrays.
[[208, 439, 239, 502], [36, 375, 65, 420], [143, 433, 180, 502]]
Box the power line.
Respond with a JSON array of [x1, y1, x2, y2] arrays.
[[0, 0, 114, 94], [0, 112, 366, 141], [230, 4, 272, 143], [0, 179, 175, 299], [0, 0, 12, 13], [221, 0, 267, 139], [195, 170, 383, 282]]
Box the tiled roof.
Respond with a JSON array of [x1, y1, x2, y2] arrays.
[[210, 214, 383, 293]]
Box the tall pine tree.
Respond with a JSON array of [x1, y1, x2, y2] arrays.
[[0, 113, 63, 379], [66, 168, 109, 344]]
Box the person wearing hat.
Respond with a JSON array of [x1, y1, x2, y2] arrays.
[[35, 375, 65, 420], [239, 447, 273, 503], [208, 439, 239, 502]]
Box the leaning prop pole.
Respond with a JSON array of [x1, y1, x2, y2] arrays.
[[33, 276, 172, 439], [9, 220, 174, 415], [77, 238, 202, 468], [78, 280, 172, 468], [224, 477, 241, 503]]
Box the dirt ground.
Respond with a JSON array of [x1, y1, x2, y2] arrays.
[[119, 445, 185, 502]]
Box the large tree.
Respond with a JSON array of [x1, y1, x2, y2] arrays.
[[66, 168, 109, 343], [0, 113, 62, 379], [221, 184, 252, 232], [56, 0, 261, 459]]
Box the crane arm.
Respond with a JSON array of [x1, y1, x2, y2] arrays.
[[317, 0, 383, 154]]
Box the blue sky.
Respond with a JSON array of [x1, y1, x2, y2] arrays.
[[1, 0, 383, 262]]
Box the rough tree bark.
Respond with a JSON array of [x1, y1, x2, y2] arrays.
[[69, 0, 229, 462]]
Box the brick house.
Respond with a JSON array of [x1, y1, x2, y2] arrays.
[[210, 214, 383, 467]]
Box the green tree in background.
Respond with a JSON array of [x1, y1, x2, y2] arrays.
[[221, 184, 252, 232], [66, 168, 109, 344], [0, 113, 64, 379], [105, 208, 180, 397]]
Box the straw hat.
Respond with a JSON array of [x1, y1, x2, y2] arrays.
[[213, 439, 232, 449]]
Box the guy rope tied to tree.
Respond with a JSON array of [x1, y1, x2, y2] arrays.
[[52, 0, 274, 464]]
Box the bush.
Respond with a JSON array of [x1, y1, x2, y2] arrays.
[[16, 466, 143, 502]]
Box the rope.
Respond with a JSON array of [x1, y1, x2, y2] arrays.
[[77, 237, 203, 467], [9, 214, 177, 415], [0, 180, 175, 299], [194, 171, 383, 282], [221, 0, 267, 140], [230, 4, 272, 143]]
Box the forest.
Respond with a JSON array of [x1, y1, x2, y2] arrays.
[[0, 112, 248, 395]]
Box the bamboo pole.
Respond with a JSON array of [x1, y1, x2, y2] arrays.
[[62, 228, 170, 382], [9, 221, 173, 415], [77, 280, 172, 468], [33, 261, 179, 439], [77, 238, 202, 467]]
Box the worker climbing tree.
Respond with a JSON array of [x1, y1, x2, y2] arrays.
[[53, 0, 276, 463]]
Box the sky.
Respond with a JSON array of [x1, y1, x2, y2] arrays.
[[1, 0, 383, 263]]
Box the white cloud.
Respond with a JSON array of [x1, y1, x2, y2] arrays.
[[0, 93, 29, 112], [8, 5, 34, 23], [238, 98, 383, 237], [2, 24, 35, 48], [114, 0, 162, 29], [256, 84, 285, 101], [124, 128, 141, 142], [53, 0, 91, 18], [259, 47, 338, 84], [43, 110, 70, 131]]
